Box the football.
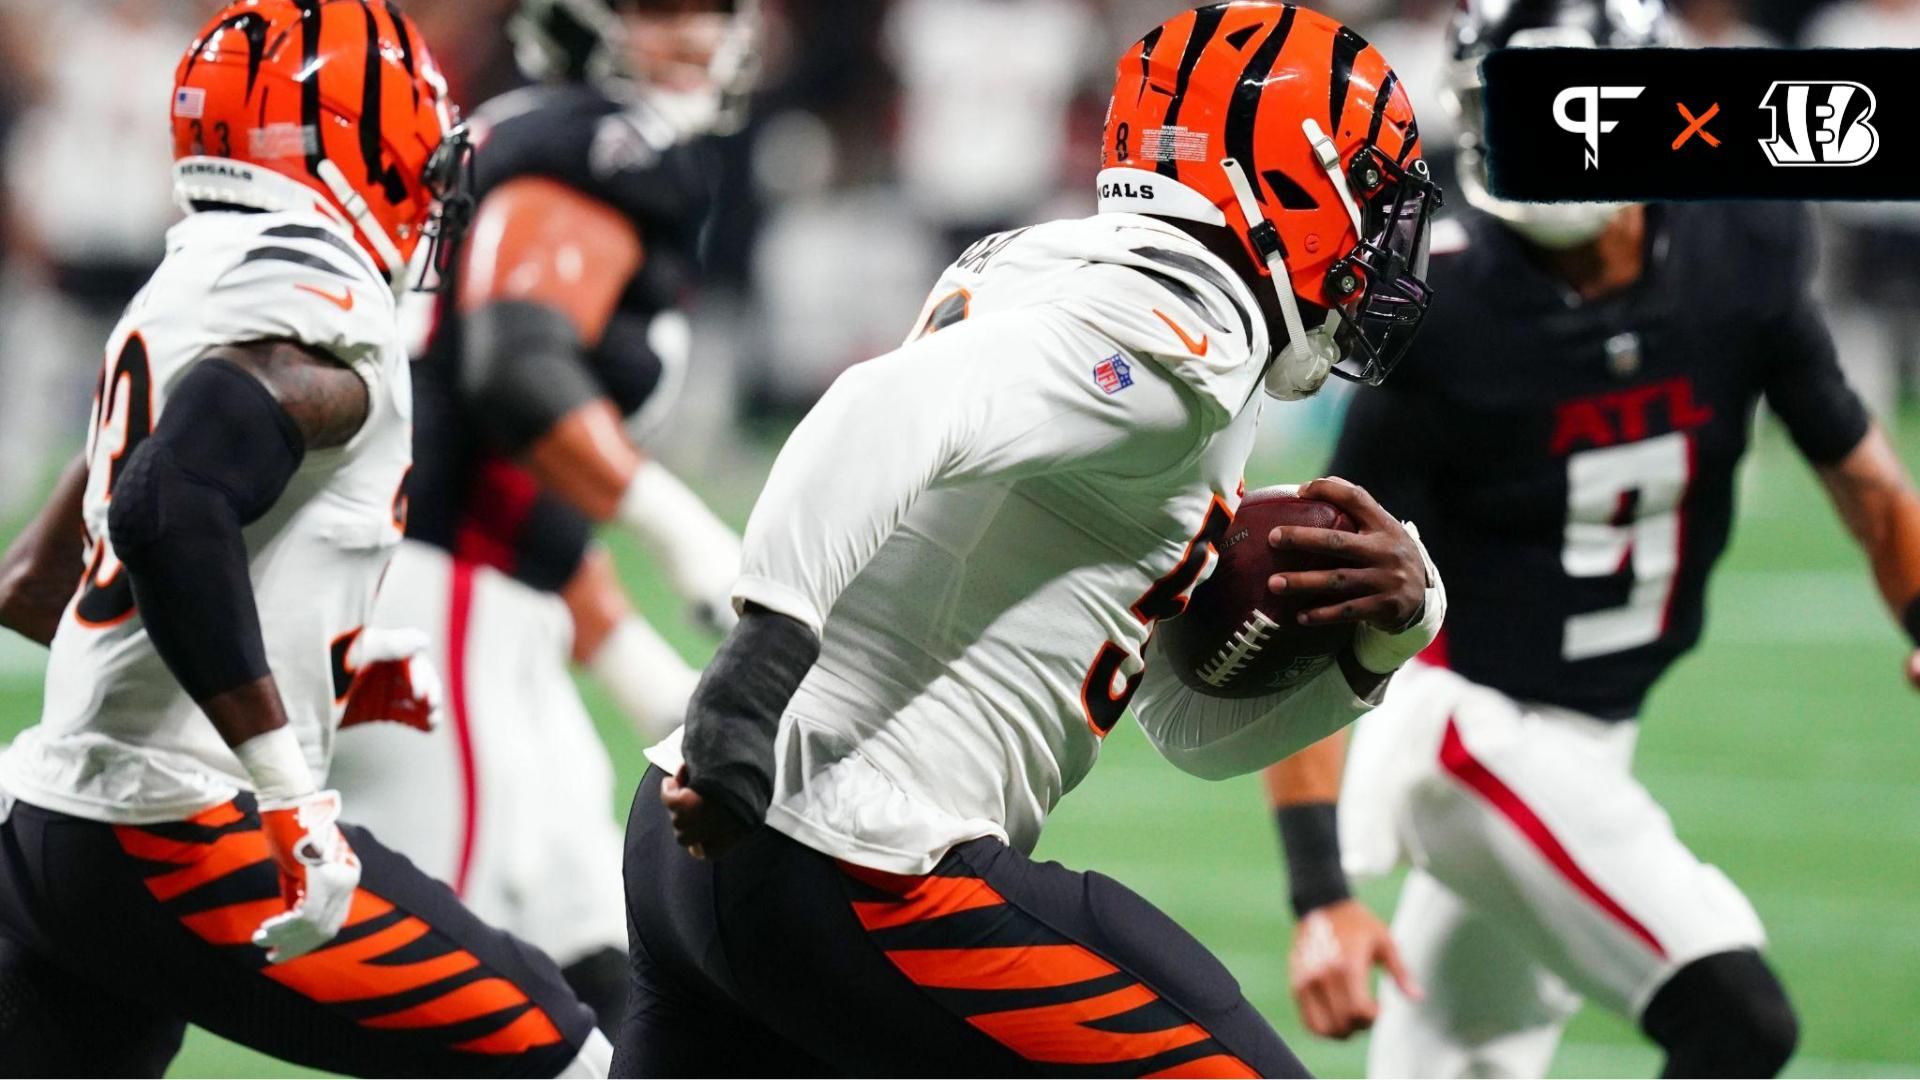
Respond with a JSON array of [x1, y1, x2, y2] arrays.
[[1158, 487, 1359, 698]]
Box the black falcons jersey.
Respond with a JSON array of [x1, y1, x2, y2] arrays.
[[1332, 204, 1869, 720], [408, 83, 718, 583]]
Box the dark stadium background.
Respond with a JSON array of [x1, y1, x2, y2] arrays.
[[1, 1, 1916, 1075]]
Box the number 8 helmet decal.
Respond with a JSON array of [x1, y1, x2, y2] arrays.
[[1103, 2, 1440, 395], [170, 0, 475, 293]]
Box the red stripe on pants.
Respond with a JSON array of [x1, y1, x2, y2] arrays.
[[447, 561, 480, 897], [1438, 716, 1666, 958]]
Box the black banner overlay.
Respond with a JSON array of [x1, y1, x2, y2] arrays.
[[1483, 48, 1919, 201]]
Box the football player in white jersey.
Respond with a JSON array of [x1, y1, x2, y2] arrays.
[[617, 5, 1447, 1075], [0, 3, 606, 1074]]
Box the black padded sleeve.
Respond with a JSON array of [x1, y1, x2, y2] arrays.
[[108, 358, 304, 703], [460, 300, 603, 452], [679, 605, 821, 829]]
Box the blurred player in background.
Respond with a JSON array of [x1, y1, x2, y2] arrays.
[[625, 5, 1447, 1074], [1265, 1, 1920, 1076], [327, 0, 756, 1039], [0, 2, 608, 1073]]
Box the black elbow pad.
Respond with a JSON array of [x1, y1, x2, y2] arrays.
[[108, 358, 303, 702], [110, 358, 304, 564], [460, 300, 604, 452]]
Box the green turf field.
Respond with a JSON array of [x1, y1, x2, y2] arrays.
[[2, 409, 1917, 1078]]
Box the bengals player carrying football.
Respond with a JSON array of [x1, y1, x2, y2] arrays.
[[623, 5, 1446, 1075], [327, 0, 757, 1038], [0, 3, 606, 1074], [1264, 2, 1920, 1077]]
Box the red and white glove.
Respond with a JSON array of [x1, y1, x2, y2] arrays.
[[253, 788, 361, 963], [339, 627, 444, 732], [234, 727, 361, 963]]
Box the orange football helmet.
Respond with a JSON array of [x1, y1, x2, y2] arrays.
[[1103, 3, 1439, 392], [170, 0, 473, 290]]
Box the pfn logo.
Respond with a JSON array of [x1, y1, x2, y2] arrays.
[[1554, 85, 1645, 169], [1758, 81, 1879, 167]]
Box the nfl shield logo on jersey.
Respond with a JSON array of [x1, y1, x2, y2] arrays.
[[1093, 354, 1134, 394]]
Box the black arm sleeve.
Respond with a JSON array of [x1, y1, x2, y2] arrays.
[[108, 358, 304, 703], [460, 300, 604, 452], [679, 605, 821, 829], [1326, 377, 1445, 527]]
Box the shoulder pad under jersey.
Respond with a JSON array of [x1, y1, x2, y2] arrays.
[[194, 213, 396, 376], [1037, 216, 1270, 423]]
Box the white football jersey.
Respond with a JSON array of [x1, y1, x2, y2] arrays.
[[1, 210, 411, 824], [651, 214, 1376, 874]]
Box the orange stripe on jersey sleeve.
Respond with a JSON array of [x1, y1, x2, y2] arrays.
[[850, 875, 1007, 931], [969, 983, 1212, 1066], [362, 976, 531, 1030], [886, 945, 1119, 990], [450, 1003, 566, 1055], [1144, 1052, 1262, 1078], [265, 915, 480, 1003]]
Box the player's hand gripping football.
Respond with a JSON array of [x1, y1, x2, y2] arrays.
[[338, 627, 445, 732], [1289, 898, 1422, 1039], [1267, 477, 1443, 672], [661, 764, 753, 859], [254, 790, 361, 963]]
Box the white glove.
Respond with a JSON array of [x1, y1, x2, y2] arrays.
[[340, 626, 445, 732], [1352, 521, 1447, 675], [253, 789, 361, 963]]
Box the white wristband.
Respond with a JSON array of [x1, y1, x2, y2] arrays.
[[234, 727, 318, 805], [1351, 521, 1448, 675]]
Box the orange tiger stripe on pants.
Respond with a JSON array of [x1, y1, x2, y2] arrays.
[[843, 862, 1259, 1075], [111, 803, 564, 1054]]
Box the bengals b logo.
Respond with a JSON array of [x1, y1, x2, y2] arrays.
[[1758, 81, 1879, 167]]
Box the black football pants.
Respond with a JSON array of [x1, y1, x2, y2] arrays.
[[0, 794, 597, 1077], [615, 767, 1308, 1077]]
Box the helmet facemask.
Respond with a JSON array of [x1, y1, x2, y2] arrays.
[[1322, 144, 1439, 385], [412, 123, 478, 294], [1224, 126, 1439, 399]]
